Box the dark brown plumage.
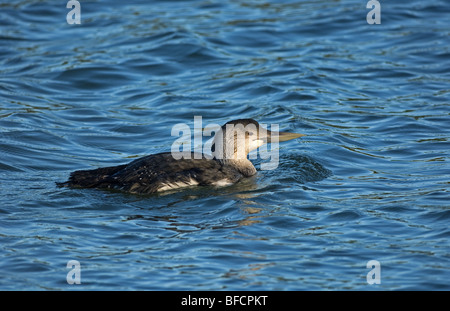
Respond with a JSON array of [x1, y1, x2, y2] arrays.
[[58, 152, 243, 194]]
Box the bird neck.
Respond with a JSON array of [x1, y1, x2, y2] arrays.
[[217, 158, 257, 177]]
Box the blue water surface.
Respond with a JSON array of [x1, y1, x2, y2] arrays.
[[0, 0, 449, 290]]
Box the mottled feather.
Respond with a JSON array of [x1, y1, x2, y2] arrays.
[[58, 152, 243, 194]]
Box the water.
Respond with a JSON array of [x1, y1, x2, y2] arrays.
[[0, 0, 449, 290]]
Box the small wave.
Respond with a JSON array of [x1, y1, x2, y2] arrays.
[[259, 153, 332, 184]]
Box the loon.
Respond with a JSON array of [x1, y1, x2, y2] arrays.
[[58, 119, 305, 194]]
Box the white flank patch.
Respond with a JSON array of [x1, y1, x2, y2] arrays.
[[157, 178, 199, 192], [212, 179, 233, 187]]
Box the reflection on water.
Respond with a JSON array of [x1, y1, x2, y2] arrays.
[[124, 178, 271, 233]]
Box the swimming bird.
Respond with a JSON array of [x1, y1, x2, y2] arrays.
[[57, 119, 305, 194]]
